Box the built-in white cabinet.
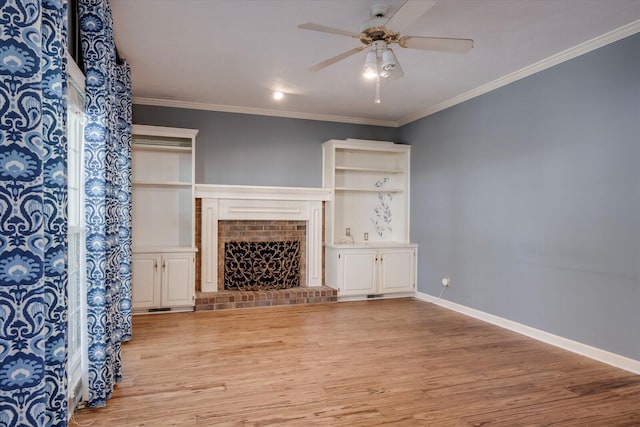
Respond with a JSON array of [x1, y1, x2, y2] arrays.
[[325, 245, 417, 297], [132, 125, 198, 313], [323, 139, 417, 299], [132, 251, 195, 310], [377, 247, 417, 294]]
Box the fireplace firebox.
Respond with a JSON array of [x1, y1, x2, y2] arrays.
[[218, 220, 306, 291], [224, 240, 300, 291]]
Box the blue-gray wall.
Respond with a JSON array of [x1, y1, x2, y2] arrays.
[[133, 107, 396, 186], [398, 33, 640, 360]]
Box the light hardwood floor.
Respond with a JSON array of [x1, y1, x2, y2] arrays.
[[72, 299, 640, 426]]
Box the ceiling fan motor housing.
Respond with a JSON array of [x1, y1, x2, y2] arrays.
[[359, 4, 399, 45]]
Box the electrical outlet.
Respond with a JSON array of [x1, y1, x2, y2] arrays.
[[364, 232, 369, 241], [441, 276, 451, 287], [346, 227, 351, 236]]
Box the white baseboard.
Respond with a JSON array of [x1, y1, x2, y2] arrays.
[[413, 291, 640, 375], [338, 292, 414, 303]]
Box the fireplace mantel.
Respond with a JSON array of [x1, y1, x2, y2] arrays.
[[195, 184, 332, 201], [196, 185, 332, 292]]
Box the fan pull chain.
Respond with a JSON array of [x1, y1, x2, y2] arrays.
[[375, 73, 381, 104]]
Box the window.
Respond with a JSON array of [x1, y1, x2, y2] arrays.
[[67, 57, 87, 411]]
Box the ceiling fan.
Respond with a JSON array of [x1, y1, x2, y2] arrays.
[[298, 1, 473, 101]]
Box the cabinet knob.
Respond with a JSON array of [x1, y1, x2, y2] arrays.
[[154, 260, 158, 271]]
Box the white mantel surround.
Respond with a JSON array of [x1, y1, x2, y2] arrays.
[[196, 185, 332, 292]]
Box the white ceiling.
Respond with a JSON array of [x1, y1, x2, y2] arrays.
[[110, 0, 640, 126]]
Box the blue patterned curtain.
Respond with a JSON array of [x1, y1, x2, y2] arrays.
[[0, 1, 69, 426], [78, 0, 132, 407], [114, 64, 132, 344]]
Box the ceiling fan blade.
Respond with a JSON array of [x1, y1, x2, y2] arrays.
[[308, 46, 366, 72], [399, 36, 473, 53], [384, 0, 436, 33], [298, 22, 360, 39]]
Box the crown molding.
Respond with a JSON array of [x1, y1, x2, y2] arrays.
[[133, 20, 640, 130], [398, 19, 640, 127], [133, 97, 399, 128]]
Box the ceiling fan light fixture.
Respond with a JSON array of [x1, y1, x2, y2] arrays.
[[381, 48, 397, 73], [363, 68, 378, 79], [362, 50, 378, 79]]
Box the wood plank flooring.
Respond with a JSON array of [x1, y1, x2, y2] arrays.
[[72, 299, 640, 426]]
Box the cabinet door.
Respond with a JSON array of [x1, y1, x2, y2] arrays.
[[379, 248, 415, 294], [132, 253, 161, 309], [161, 252, 194, 307], [339, 250, 377, 296]]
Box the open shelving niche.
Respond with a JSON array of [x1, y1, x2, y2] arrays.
[[324, 139, 410, 245], [132, 126, 197, 250]]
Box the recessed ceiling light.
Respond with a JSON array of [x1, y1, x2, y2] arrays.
[[273, 91, 284, 100]]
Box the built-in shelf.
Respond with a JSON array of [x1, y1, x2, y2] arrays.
[[133, 144, 192, 153], [335, 187, 404, 193], [133, 181, 192, 188], [335, 166, 404, 174], [133, 245, 198, 254]]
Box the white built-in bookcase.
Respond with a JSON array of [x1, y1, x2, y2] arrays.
[[323, 139, 417, 299], [131, 125, 199, 312]]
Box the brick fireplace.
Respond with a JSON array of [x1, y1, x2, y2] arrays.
[[196, 185, 332, 294]]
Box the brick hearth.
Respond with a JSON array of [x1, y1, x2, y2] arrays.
[[195, 286, 337, 311]]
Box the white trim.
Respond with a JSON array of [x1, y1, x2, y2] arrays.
[[133, 21, 640, 129], [67, 54, 85, 91], [338, 292, 414, 302], [65, 73, 89, 405], [218, 199, 309, 221], [201, 200, 218, 288], [133, 246, 197, 254], [195, 184, 332, 201], [133, 97, 398, 128], [308, 203, 323, 284], [132, 124, 199, 139], [413, 291, 640, 375], [134, 22, 640, 129], [398, 20, 640, 126]]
